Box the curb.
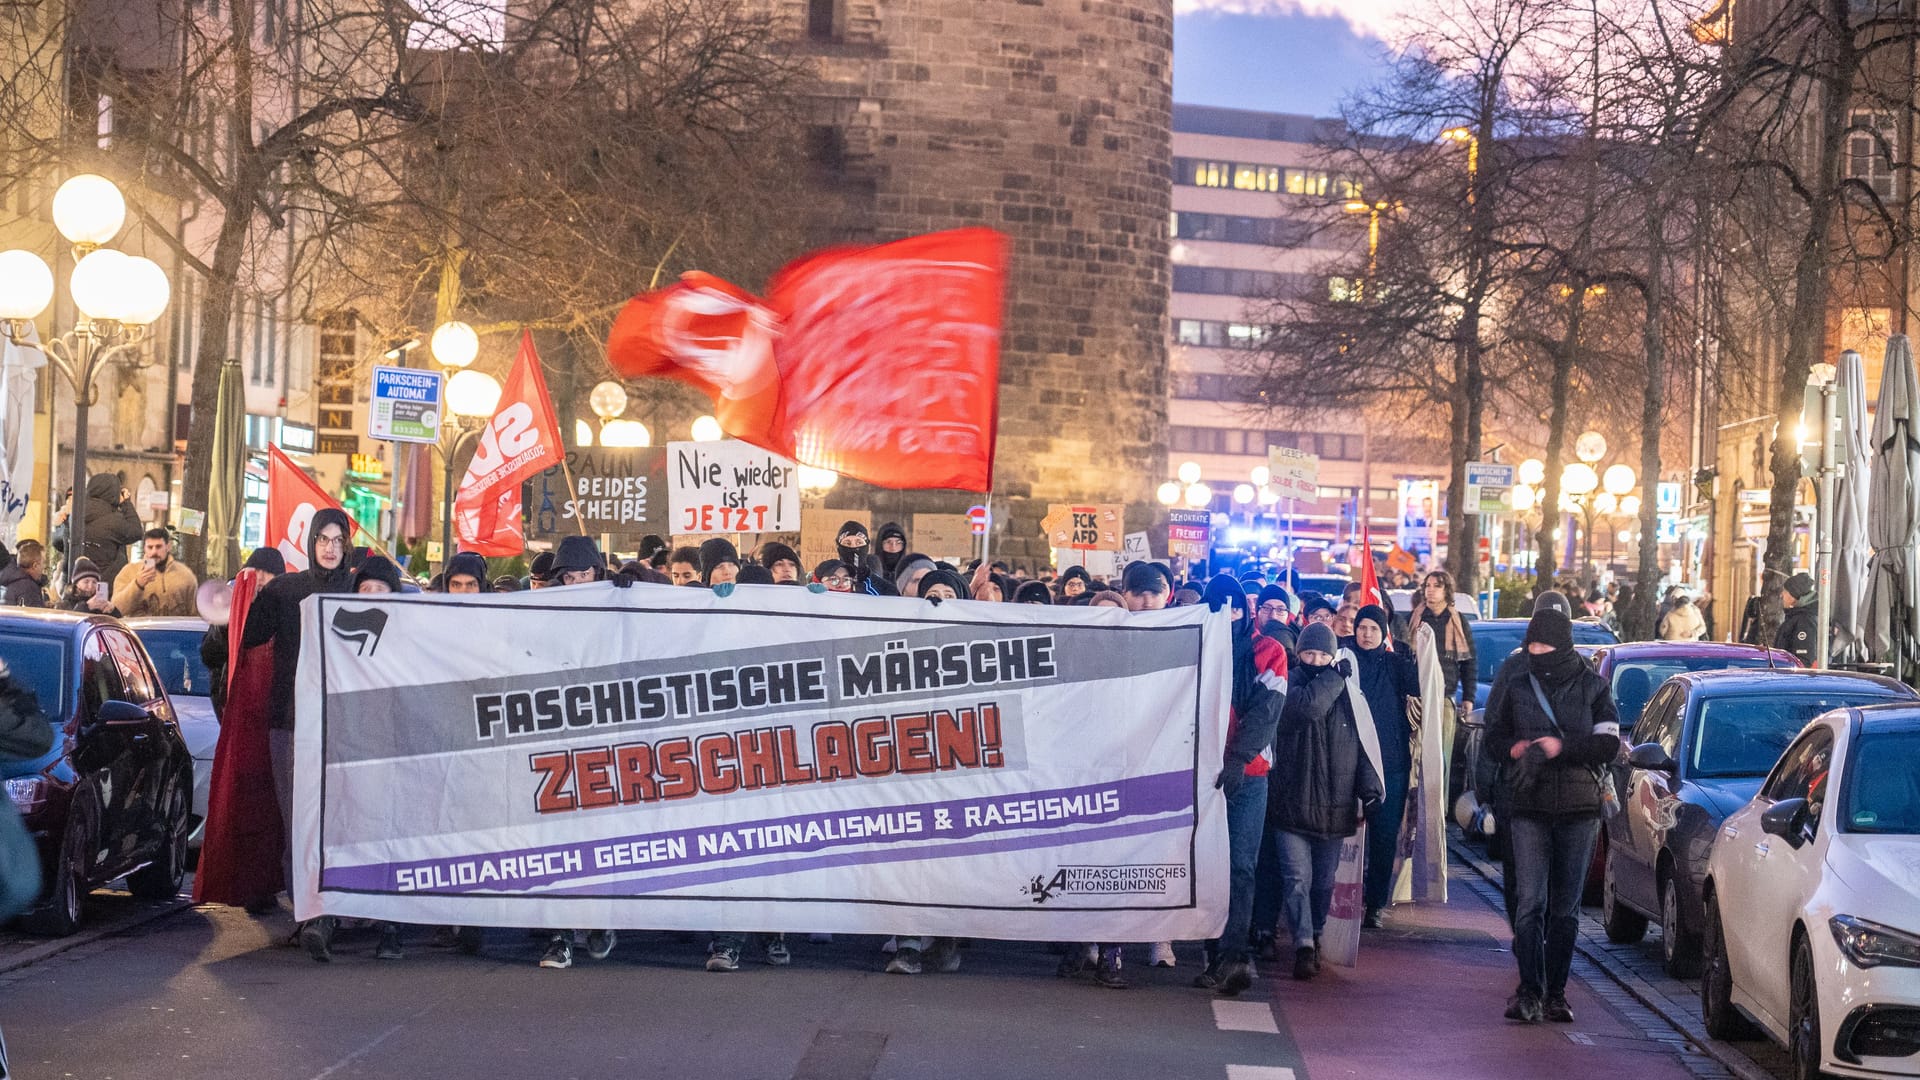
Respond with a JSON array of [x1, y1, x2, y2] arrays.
[[1447, 834, 1778, 1080], [0, 895, 193, 977]]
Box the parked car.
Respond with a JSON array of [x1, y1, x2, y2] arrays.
[[1603, 670, 1914, 980], [0, 610, 195, 935], [1700, 703, 1920, 1080], [124, 616, 218, 854], [1472, 617, 1620, 711], [1573, 642, 1801, 903]]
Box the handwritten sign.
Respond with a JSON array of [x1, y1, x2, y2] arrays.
[[912, 514, 975, 561], [1041, 503, 1123, 552], [667, 440, 800, 535], [1122, 531, 1152, 565], [528, 447, 667, 542], [1267, 446, 1320, 500]]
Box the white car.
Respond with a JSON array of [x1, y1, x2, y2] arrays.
[[124, 616, 219, 853], [1700, 703, 1920, 1080]]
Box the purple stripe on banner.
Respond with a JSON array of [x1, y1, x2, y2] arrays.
[[536, 814, 1187, 899], [321, 770, 1193, 896]]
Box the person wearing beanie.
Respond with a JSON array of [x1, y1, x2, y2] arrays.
[[699, 538, 740, 586], [1348, 603, 1419, 928], [1267, 617, 1382, 982], [527, 551, 556, 589], [1187, 573, 1287, 993], [1531, 589, 1573, 618], [874, 521, 909, 580], [915, 568, 969, 600], [757, 541, 802, 584], [352, 554, 404, 594], [893, 554, 936, 597], [58, 556, 110, 612], [1774, 573, 1819, 665], [548, 535, 606, 586], [1088, 590, 1125, 609], [1014, 580, 1054, 605], [638, 534, 669, 566], [733, 563, 774, 586], [1056, 564, 1092, 600], [1119, 561, 1172, 610], [813, 559, 854, 593], [1300, 593, 1337, 627], [835, 521, 895, 596], [442, 551, 492, 594], [1484, 606, 1620, 1024]]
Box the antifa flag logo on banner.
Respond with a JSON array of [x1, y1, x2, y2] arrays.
[[606, 228, 1008, 493], [329, 607, 389, 657]]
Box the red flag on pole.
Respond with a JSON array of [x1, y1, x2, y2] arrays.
[[266, 445, 353, 573], [454, 331, 564, 554], [1357, 520, 1384, 610], [606, 228, 1008, 492]]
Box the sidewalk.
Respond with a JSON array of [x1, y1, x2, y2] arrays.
[[1256, 850, 1745, 1080]]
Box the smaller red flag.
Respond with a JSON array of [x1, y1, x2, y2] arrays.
[[266, 445, 353, 573], [454, 331, 564, 552], [1357, 521, 1384, 611]]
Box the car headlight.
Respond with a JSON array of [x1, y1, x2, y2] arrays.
[[1831, 915, 1920, 969], [4, 776, 44, 811]]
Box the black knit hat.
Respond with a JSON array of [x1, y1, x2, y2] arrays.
[[529, 551, 556, 578], [351, 554, 403, 593], [1355, 603, 1391, 638], [917, 568, 970, 599], [1015, 580, 1053, 604], [735, 563, 774, 585], [1785, 572, 1816, 604], [68, 556, 103, 585], [699, 537, 740, 580], [1524, 607, 1576, 652], [241, 548, 286, 576], [1202, 572, 1249, 617], [1258, 583, 1292, 609], [758, 541, 800, 573], [445, 551, 493, 590]]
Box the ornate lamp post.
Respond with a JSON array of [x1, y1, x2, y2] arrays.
[[0, 175, 170, 575], [432, 321, 496, 563]]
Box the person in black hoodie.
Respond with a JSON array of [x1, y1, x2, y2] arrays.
[[79, 473, 145, 583], [1484, 607, 1620, 1024], [239, 507, 355, 962], [757, 541, 802, 584], [874, 521, 908, 581], [1775, 572, 1819, 666], [835, 521, 895, 596], [1349, 604, 1419, 928], [1268, 622, 1384, 981]]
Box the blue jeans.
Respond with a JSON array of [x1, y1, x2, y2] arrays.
[[1276, 830, 1345, 948], [1207, 774, 1267, 965], [1507, 815, 1600, 999], [1363, 764, 1410, 913], [1252, 820, 1285, 945]]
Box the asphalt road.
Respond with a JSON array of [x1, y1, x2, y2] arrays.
[[0, 855, 1785, 1080]]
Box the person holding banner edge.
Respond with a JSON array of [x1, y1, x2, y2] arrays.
[[1349, 604, 1419, 928]]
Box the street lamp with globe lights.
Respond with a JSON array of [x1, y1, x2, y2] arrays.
[[0, 174, 170, 576], [1156, 481, 1183, 507], [438, 367, 502, 561], [1184, 482, 1213, 509], [584, 379, 649, 448], [690, 415, 724, 443]]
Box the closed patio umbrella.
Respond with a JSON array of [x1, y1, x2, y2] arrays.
[[1864, 335, 1920, 675], [1830, 350, 1873, 662], [205, 357, 246, 580]]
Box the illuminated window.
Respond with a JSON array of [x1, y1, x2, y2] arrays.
[[1286, 169, 1329, 196], [1233, 164, 1282, 192], [1847, 111, 1898, 200]]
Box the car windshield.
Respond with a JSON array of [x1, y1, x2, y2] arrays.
[[1476, 622, 1617, 683], [1844, 728, 1920, 834], [0, 634, 66, 720], [1692, 691, 1901, 778], [134, 629, 213, 699], [1611, 657, 1784, 728]]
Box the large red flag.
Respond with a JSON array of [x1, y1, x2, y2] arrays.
[[454, 331, 563, 553], [266, 445, 352, 573], [605, 228, 1007, 492]]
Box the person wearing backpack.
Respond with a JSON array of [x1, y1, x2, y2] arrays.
[[1484, 607, 1621, 1025]]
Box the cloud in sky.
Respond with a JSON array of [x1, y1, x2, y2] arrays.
[[1173, 0, 1415, 43]]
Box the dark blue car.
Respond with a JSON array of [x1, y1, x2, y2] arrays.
[[1600, 669, 1916, 978]]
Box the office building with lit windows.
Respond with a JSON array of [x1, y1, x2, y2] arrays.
[[1168, 104, 1448, 560]]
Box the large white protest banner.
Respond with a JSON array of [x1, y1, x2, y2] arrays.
[[292, 586, 1231, 940]]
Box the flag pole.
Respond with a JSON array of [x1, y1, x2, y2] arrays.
[[557, 455, 589, 536]]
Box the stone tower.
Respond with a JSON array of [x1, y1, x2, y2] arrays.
[[786, 0, 1174, 564]]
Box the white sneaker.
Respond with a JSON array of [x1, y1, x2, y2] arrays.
[[1150, 941, 1177, 967]]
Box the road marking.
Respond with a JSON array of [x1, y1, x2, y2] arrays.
[[1225, 1066, 1296, 1080], [1212, 1000, 1280, 1034]]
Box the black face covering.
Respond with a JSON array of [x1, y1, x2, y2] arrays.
[[1528, 644, 1586, 686]]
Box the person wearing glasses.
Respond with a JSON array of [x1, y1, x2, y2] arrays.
[[238, 508, 357, 962]]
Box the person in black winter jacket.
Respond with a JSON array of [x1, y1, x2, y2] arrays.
[[1775, 573, 1819, 666], [873, 521, 908, 581], [239, 507, 355, 962], [1350, 604, 1419, 927], [79, 473, 146, 583], [1268, 621, 1384, 981], [1484, 607, 1621, 1024]]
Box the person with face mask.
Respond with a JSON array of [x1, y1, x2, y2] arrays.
[[1348, 604, 1419, 928], [1268, 622, 1384, 981], [1484, 607, 1620, 1024], [835, 521, 896, 596], [227, 509, 357, 946], [873, 522, 909, 581], [110, 528, 199, 617]]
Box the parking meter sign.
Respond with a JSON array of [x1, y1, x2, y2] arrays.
[[369, 366, 443, 444]]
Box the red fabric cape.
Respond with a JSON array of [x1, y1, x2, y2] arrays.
[[191, 573, 284, 906]]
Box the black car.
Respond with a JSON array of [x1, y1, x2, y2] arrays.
[[1471, 616, 1620, 711], [0, 610, 195, 935], [1601, 668, 1916, 977]]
